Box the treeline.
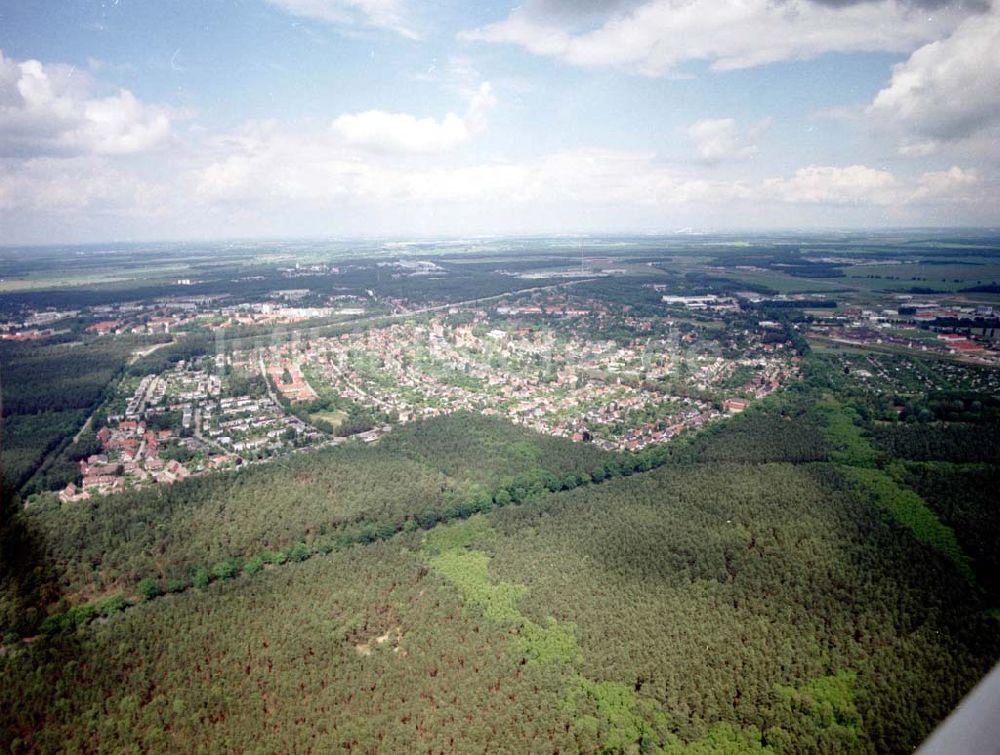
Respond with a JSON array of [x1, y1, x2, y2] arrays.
[[961, 282, 1000, 293], [6, 410, 731, 639], [3, 345, 999, 752], [5, 396, 837, 638], [1, 410, 87, 492], [897, 461, 1000, 603], [870, 423, 1000, 463], [0, 338, 137, 491], [703, 246, 853, 280], [484, 458, 997, 753], [0, 539, 583, 753], [378, 411, 611, 487], [13, 419, 99, 496], [671, 398, 831, 464], [0, 339, 135, 416], [892, 392, 1000, 424], [5, 414, 619, 632], [2, 410, 996, 752]]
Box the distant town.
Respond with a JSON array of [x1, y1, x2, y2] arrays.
[[14, 283, 809, 501], [3, 248, 998, 505]]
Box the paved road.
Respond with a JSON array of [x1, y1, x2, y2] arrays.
[[382, 277, 597, 319], [71, 343, 175, 444], [192, 405, 229, 456], [229, 278, 598, 348], [258, 353, 283, 408]]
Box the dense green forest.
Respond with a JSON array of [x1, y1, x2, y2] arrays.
[[0, 338, 141, 492], [870, 423, 1000, 463], [0, 339, 136, 418], [5, 413, 611, 627], [2, 335, 999, 752], [896, 462, 1000, 604], [1, 390, 997, 753], [481, 460, 994, 753]]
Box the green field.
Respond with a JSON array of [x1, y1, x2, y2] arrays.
[[842, 262, 1000, 293], [716, 269, 849, 293], [308, 408, 347, 429]]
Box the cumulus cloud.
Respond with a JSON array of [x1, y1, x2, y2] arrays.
[[811, 0, 986, 8], [0, 50, 174, 158], [265, 0, 418, 38], [3, 115, 988, 238], [759, 163, 983, 205], [507, 0, 646, 23], [462, 0, 977, 76], [761, 164, 901, 204], [867, 4, 1000, 154], [196, 122, 361, 203], [195, 119, 517, 204], [194, 117, 987, 214], [331, 82, 495, 153], [195, 125, 706, 206], [686, 118, 769, 162], [0, 156, 167, 213], [910, 165, 980, 200], [333, 110, 469, 153]]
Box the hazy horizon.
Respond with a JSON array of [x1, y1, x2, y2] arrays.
[[4, 227, 1000, 252]]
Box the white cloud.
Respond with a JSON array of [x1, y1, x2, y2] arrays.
[[265, 0, 418, 38], [462, 0, 976, 76], [195, 122, 361, 203], [0, 156, 167, 213], [761, 164, 901, 204], [195, 119, 518, 204], [868, 4, 1000, 154], [194, 119, 987, 213], [333, 110, 469, 153], [4, 127, 992, 238], [331, 82, 495, 153], [759, 163, 984, 205], [0, 50, 174, 157], [194, 125, 697, 206], [910, 165, 980, 201], [686, 118, 768, 162], [0, 89, 985, 235]]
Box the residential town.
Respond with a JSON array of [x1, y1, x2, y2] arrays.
[[57, 302, 800, 501], [270, 311, 799, 452], [61, 359, 327, 502], [15, 255, 997, 505]]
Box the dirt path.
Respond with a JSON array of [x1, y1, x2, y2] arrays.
[[71, 414, 94, 444], [72, 340, 173, 445], [128, 339, 173, 365]]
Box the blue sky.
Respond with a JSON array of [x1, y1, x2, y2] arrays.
[[0, 0, 998, 242]]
